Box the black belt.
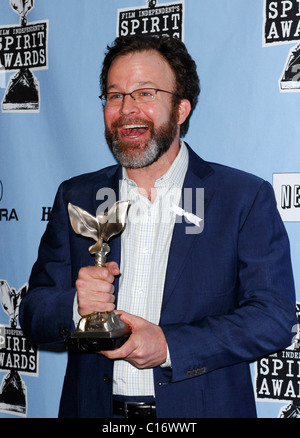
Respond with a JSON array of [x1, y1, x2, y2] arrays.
[[113, 399, 156, 418]]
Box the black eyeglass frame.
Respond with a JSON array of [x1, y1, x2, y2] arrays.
[[99, 87, 182, 104]]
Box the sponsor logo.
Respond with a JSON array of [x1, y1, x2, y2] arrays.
[[273, 173, 300, 222], [0, 0, 49, 112], [255, 304, 300, 417], [117, 0, 185, 41], [0, 180, 19, 222], [0, 280, 38, 417], [263, 0, 300, 91]]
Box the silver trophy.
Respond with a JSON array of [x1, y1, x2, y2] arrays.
[[64, 201, 131, 352]]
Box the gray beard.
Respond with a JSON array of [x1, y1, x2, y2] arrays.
[[108, 137, 165, 169], [105, 114, 178, 169]]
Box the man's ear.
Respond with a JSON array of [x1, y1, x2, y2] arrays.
[[177, 99, 191, 126]]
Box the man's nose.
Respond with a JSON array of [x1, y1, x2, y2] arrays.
[[120, 94, 139, 115]]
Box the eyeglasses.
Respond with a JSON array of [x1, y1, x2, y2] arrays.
[[99, 88, 182, 106]]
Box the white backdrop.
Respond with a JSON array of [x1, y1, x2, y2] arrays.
[[0, 0, 299, 418]]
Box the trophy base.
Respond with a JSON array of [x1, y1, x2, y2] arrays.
[[64, 328, 131, 353], [65, 333, 130, 352], [64, 310, 132, 352]]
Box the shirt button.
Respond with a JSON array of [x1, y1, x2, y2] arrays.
[[142, 247, 148, 254]]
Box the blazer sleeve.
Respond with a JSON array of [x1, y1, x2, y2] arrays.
[[20, 182, 76, 346], [161, 180, 296, 383]]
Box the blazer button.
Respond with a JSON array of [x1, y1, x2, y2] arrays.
[[103, 374, 111, 384]]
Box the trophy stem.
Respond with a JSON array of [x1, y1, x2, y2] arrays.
[[94, 242, 109, 268], [87, 243, 118, 331]]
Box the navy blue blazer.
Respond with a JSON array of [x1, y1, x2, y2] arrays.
[[20, 144, 296, 418]]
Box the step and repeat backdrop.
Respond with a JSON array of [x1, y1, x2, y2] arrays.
[[0, 0, 299, 418]]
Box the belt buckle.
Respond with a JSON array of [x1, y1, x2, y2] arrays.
[[124, 401, 142, 418], [124, 401, 153, 418]]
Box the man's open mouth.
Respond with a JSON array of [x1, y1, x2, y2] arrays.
[[120, 124, 149, 138]]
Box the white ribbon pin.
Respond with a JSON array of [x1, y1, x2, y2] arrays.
[[171, 204, 203, 227]]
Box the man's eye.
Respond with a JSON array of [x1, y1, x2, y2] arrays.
[[139, 91, 152, 97], [110, 93, 123, 100]]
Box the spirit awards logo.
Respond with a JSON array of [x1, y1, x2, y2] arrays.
[[255, 303, 300, 417], [0, 0, 49, 112], [263, 0, 300, 91], [0, 280, 38, 417], [117, 0, 184, 41]]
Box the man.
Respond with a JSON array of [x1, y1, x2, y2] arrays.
[[20, 35, 296, 418]]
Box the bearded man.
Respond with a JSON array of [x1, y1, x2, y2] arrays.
[[20, 35, 296, 419]]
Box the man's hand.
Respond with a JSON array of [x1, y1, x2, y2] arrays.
[[100, 311, 167, 369], [75, 262, 120, 316]]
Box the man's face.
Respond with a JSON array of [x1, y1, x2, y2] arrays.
[[103, 50, 180, 169]]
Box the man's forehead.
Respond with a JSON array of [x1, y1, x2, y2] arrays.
[[107, 50, 175, 87]]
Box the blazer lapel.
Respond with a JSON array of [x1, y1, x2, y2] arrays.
[[161, 145, 217, 311]]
